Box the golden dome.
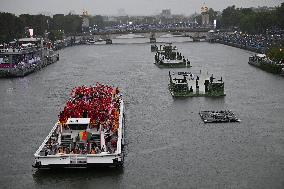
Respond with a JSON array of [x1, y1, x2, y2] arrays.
[[201, 5, 208, 13], [82, 10, 89, 16]]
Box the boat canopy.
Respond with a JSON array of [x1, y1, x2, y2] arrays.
[[66, 118, 90, 130], [18, 37, 41, 42], [256, 54, 266, 58], [21, 43, 34, 47]]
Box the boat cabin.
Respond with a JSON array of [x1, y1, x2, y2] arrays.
[[65, 118, 90, 130], [0, 38, 43, 68], [249, 54, 266, 62]]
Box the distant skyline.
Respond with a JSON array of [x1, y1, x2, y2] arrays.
[[0, 0, 282, 16]]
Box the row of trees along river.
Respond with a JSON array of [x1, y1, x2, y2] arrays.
[[0, 3, 283, 43]]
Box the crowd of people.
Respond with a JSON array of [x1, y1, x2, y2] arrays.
[[214, 30, 284, 53], [93, 22, 203, 34], [42, 129, 107, 156], [154, 44, 190, 65], [59, 83, 121, 132]]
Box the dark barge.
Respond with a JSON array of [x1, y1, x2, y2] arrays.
[[154, 43, 191, 68], [199, 110, 241, 123], [168, 71, 225, 97], [248, 54, 284, 75]]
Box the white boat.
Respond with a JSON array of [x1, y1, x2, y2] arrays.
[[0, 38, 59, 77], [86, 39, 96, 45], [33, 85, 125, 169]]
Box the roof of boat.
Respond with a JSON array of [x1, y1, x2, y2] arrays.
[[66, 118, 90, 125], [18, 37, 41, 42], [256, 54, 266, 58]]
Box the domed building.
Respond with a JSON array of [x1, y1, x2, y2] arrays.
[[82, 10, 90, 32], [201, 4, 209, 26]]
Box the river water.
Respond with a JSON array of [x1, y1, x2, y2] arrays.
[[0, 37, 283, 189]]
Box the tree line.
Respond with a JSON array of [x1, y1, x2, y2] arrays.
[[0, 3, 283, 43], [217, 3, 284, 33], [0, 13, 84, 42]]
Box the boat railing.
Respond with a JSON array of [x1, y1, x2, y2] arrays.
[[70, 154, 87, 164], [36, 149, 119, 159], [34, 123, 59, 156], [116, 99, 124, 154], [0, 46, 41, 54]]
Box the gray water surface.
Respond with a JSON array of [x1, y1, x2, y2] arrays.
[[0, 39, 283, 189]]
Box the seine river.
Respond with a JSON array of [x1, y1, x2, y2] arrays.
[[0, 37, 283, 188]]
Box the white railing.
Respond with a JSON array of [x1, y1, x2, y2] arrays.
[[116, 99, 124, 154], [70, 155, 87, 164], [34, 122, 59, 156]]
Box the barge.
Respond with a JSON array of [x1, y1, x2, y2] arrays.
[[154, 43, 191, 68], [248, 54, 284, 75], [151, 44, 158, 52], [0, 38, 59, 77], [199, 110, 241, 123], [33, 84, 125, 169], [168, 71, 225, 97]]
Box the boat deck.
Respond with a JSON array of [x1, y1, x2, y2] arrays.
[[171, 71, 207, 94], [37, 123, 118, 157], [169, 71, 224, 97]]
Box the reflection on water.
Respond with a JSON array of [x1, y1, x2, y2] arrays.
[[33, 167, 124, 186]]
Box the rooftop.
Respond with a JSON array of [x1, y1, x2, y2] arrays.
[[66, 118, 91, 125], [18, 37, 41, 42]]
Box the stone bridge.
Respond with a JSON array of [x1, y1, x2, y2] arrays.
[[74, 27, 214, 43]]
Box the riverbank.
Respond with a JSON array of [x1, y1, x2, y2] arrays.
[[0, 53, 59, 78], [215, 39, 264, 53], [212, 31, 284, 54]]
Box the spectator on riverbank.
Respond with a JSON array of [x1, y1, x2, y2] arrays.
[[214, 29, 284, 53]]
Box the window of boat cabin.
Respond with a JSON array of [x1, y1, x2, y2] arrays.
[[68, 124, 88, 130], [66, 118, 90, 130]]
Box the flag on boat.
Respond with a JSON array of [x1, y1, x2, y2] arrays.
[[80, 131, 92, 141]]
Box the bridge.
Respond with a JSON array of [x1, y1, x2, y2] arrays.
[[74, 27, 214, 44]]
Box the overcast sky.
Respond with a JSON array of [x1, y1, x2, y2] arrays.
[[0, 0, 282, 16]]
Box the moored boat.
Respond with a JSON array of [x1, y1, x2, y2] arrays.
[[248, 54, 284, 74], [0, 38, 59, 77], [151, 44, 158, 52], [33, 83, 125, 169], [86, 38, 96, 45]]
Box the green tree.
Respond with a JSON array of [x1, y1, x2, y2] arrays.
[[0, 12, 22, 42], [63, 14, 82, 34], [221, 5, 242, 29], [90, 15, 105, 29], [239, 13, 257, 33], [276, 3, 284, 28], [52, 14, 65, 31], [267, 47, 284, 62], [208, 8, 217, 24], [48, 30, 63, 42]]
